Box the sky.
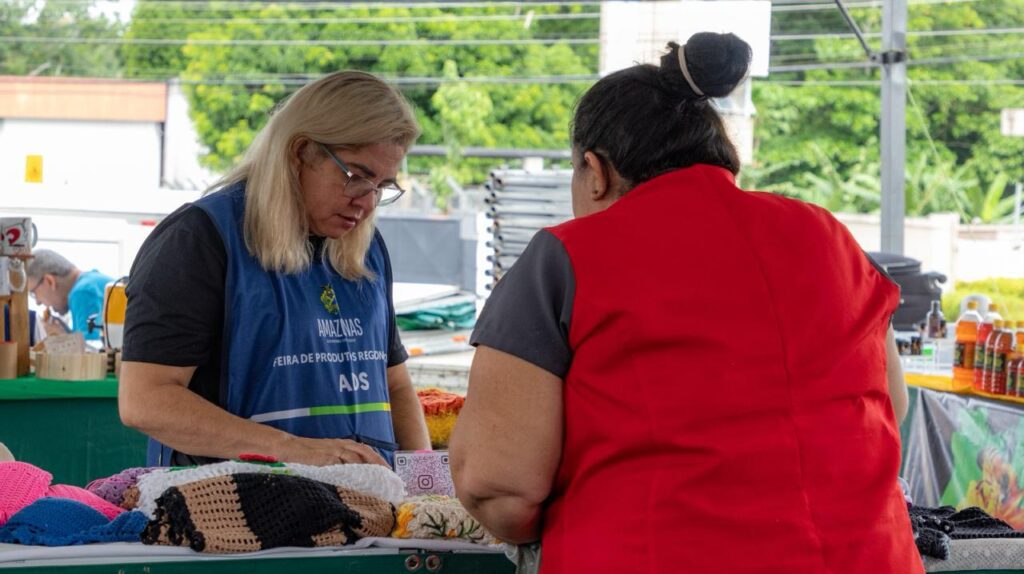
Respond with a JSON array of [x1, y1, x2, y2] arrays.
[[93, 0, 135, 23]]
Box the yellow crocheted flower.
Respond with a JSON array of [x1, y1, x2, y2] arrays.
[[392, 502, 415, 538]]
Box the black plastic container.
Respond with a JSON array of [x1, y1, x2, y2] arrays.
[[867, 252, 947, 331]]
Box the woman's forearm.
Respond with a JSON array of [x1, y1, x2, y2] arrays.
[[463, 493, 543, 545], [387, 363, 431, 450], [119, 361, 293, 460]]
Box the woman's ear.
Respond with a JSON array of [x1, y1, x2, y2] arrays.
[[582, 150, 611, 200], [290, 137, 310, 173]]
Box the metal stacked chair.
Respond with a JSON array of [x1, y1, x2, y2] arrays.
[[484, 169, 573, 287]]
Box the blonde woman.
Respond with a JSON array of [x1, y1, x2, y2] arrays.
[[119, 71, 430, 467]]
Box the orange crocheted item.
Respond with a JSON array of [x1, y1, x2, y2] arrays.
[[417, 388, 465, 416], [417, 389, 465, 448]]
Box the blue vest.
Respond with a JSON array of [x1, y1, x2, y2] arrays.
[[149, 182, 398, 465]]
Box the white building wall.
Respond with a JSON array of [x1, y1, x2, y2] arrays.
[[0, 118, 162, 194], [163, 81, 217, 191], [836, 212, 1024, 286]]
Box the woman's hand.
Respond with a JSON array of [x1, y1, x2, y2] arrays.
[[277, 436, 389, 467]]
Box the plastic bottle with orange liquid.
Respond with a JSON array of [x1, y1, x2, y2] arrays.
[[974, 303, 1003, 390], [954, 301, 983, 387], [988, 321, 1015, 395], [1006, 321, 1024, 396]]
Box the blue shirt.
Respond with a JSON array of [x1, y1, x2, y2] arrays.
[[69, 270, 113, 340]]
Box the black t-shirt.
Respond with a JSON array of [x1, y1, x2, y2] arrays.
[[123, 204, 407, 447]]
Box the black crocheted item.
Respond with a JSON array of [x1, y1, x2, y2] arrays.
[[909, 510, 952, 560], [143, 485, 204, 551], [141, 472, 395, 553], [909, 505, 1024, 561], [234, 472, 365, 548]]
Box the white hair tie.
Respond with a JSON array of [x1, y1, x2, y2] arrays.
[[677, 45, 705, 97]]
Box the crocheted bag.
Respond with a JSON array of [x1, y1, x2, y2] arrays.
[[142, 473, 395, 553]]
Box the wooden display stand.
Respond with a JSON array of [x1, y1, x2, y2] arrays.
[[35, 352, 108, 381], [1, 256, 31, 377]]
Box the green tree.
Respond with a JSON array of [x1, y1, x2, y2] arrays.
[[122, 2, 596, 181], [0, 0, 122, 77], [750, 0, 1024, 222], [429, 60, 494, 208]]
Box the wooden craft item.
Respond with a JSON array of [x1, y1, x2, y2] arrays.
[[0, 342, 16, 379], [36, 352, 107, 381]]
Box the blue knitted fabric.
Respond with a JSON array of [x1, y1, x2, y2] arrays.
[[0, 498, 147, 546]]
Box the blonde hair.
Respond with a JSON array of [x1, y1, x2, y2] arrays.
[[212, 71, 420, 280]]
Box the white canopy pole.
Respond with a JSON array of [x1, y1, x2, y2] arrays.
[[880, 0, 908, 254]]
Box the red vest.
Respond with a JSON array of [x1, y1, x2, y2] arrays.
[[541, 165, 920, 573]]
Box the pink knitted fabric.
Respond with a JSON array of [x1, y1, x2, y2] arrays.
[[0, 462, 52, 526], [46, 485, 125, 521]]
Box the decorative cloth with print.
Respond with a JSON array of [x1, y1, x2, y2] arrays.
[[0, 462, 52, 526], [0, 498, 147, 546], [133, 460, 405, 518], [392, 495, 499, 546], [141, 473, 395, 553], [86, 467, 160, 506]]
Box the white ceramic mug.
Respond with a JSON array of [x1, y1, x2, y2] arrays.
[[0, 218, 38, 257]]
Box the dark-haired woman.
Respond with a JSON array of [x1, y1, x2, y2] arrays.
[[450, 33, 920, 573]]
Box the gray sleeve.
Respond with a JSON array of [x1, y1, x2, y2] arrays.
[[470, 229, 575, 378]]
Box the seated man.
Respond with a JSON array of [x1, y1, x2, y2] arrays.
[[26, 250, 113, 341]]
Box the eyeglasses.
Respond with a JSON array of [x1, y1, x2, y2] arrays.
[[317, 143, 406, 206], [28, 276, 44, 300]]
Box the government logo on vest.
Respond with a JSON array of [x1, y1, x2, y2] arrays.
[[320, 284, 340, 315]]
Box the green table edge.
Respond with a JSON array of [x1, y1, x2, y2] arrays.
[[0, 376, 118, 400]]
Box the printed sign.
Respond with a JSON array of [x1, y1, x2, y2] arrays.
[[394, 450, 455, 497]]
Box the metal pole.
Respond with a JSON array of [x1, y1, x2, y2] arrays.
[[880, 0, 908, 254], [833, 0, 873, 59]]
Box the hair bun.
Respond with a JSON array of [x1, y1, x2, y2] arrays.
[[662, 32, 752, 99]]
